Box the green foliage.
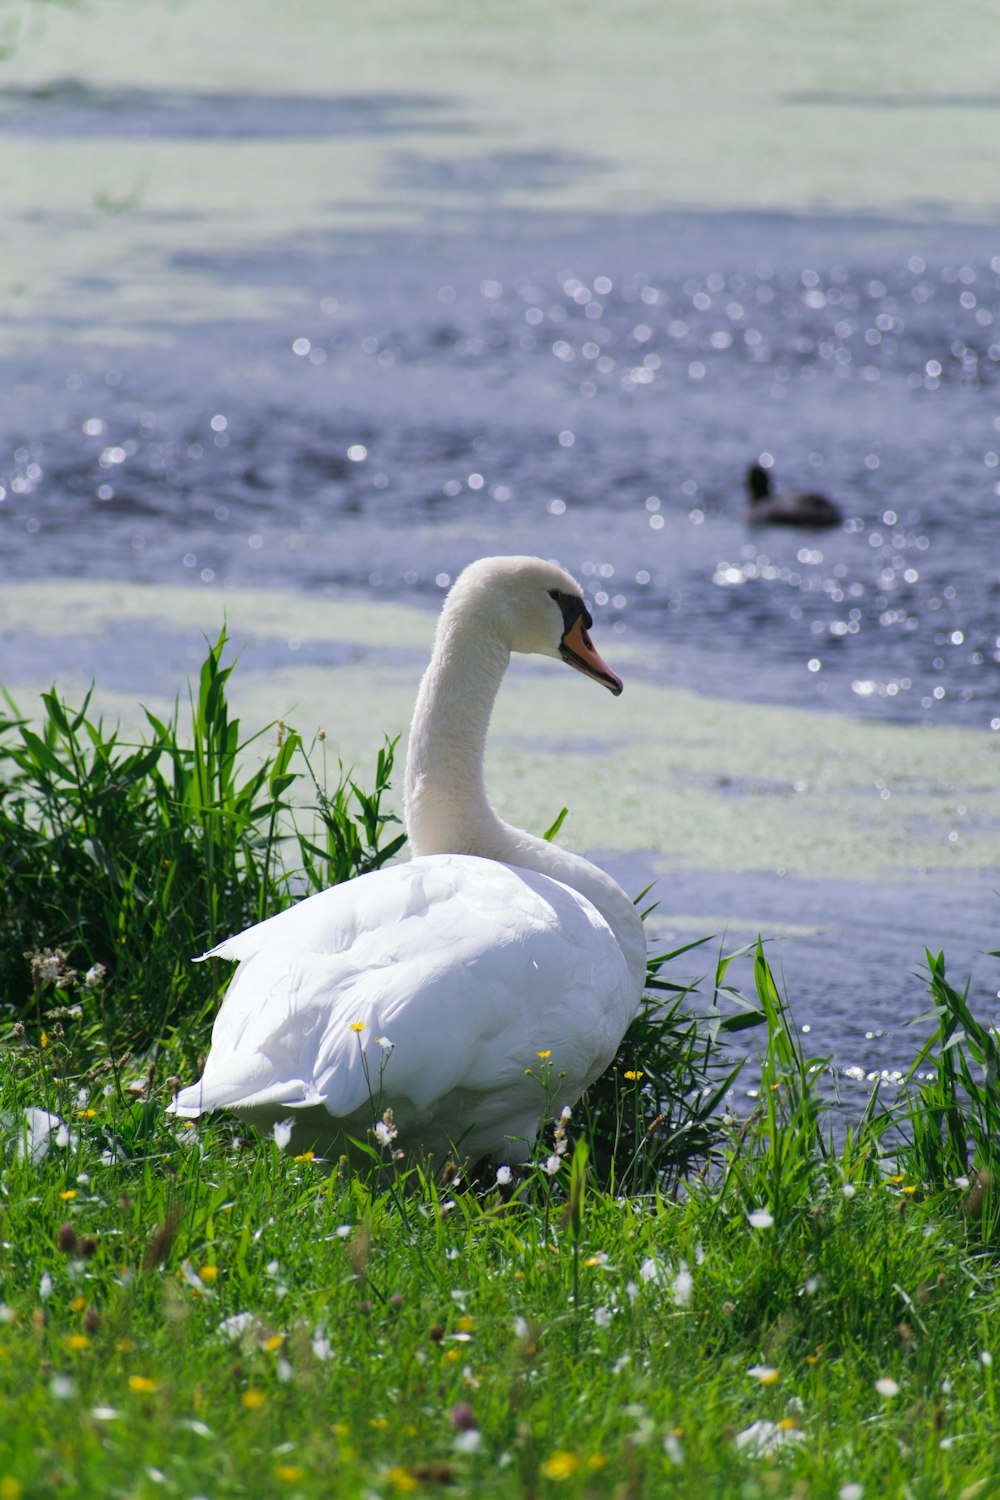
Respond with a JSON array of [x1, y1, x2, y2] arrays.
[[1, 1028, 1000, 1499], [0, 630, 403, 1047]]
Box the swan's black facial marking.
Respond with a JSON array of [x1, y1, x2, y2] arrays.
[[548, 588, 623, 696], [549, 588, 593, 635]]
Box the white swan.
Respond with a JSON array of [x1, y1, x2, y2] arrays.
[[169, 556, 647, 1167]]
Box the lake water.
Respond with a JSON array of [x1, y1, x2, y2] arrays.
[[2, 2, 999, 1111]]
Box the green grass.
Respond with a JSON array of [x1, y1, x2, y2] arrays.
[[3, 640, 1000, 1498]]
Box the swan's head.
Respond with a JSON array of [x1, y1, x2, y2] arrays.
[[445, 555, 623, 695]]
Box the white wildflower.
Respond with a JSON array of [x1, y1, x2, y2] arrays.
[[671, 1262, 693, 1308], [312, 1331, 333, 1361], [83, 964, 106, 990], [495, 1165, 513, 1186], [625, 1280, 639, 1304], [513, 1316, 529, 1339], [50, 1374, 75, 1400], [982, 1350, 993, 1368], [18, 1108, 68, 1164], [277, 1358, 293, 1384], [91, 1406, 119, 1421], [639, 1256, 663, 1284], [39, 1273, 53, 1302], [374, 1108, 398, 1148], [747, 1209, 774, 1230], [839, 1485, 863, 1500], [272, 1120, 293, 1151], [694, 1242, 705, 1266], [375, 1034, 394, 1052], [664, 1431, 684, 1465], [734, 1420, 804, 1456], [594, 1306, 613, 1328], [266, 1260, 280, 1276], [747, 1365, 779, 1384], [955, 1175, 970, 1190], [0, 1306, 15, 1324], [559, 1105, 571, 1124], [180, 1261, 212, 1296], [219, 1312, 254, 1341], [541, 1154, 561, 1176], [842, 1183, 856, 1199], [454, 1430, 481, 1454], [875, 1377, 899, 1398]]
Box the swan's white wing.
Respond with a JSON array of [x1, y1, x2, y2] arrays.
[[171, 855, 634, 1158]]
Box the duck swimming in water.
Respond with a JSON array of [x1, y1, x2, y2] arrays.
[[745, 462, 842, 528]]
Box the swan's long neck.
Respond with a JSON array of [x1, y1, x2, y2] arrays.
[[404, 608, 510, 857], [404, 607, 647, 1000]]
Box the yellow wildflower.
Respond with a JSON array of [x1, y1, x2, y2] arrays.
[[455, 1315, 474, 1333], [332, 1422, 349, 1437], [59, 1190, 77, 1202], [623, 1070, 644, 1081], [70, 1296, 86, 1313], [889, 1173, 906, 1184], [128, 1375, 159, 1394], [275, 1467, 304, 1483], [443, 1349, 460, 1363], [40, 1032, 49, 1050], [902, 1185, 918, 1196], [264, 1334, 285, 1352], [115, 1338, 135, 1354], [369, 1416, 389, 1430], [293, 1151, 315, 1163], [388, 1469, 419, 1494], [64, 1334, 90, 1352], [198, 1266, 220, 1283], [0, 1477, 24, 1500], [537, 1050, 552, 1060], [541, 1452, 579, 1482], [242, 1390, 266, 1410], [76, 1109, 97, 1119], [350, 1021, 365, 1033], [778, 1417, 799, 1431], [586, 1454, 607, 1470]]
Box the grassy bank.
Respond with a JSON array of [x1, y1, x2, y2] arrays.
[[2, 641, 1000, 1498]]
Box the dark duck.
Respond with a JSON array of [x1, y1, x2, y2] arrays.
[[745, 463, 842, 528]]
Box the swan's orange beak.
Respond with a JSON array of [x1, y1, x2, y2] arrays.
[[559, 615, 623, 696]]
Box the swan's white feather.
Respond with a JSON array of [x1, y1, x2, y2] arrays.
[[172, 854, 634, 1163]]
